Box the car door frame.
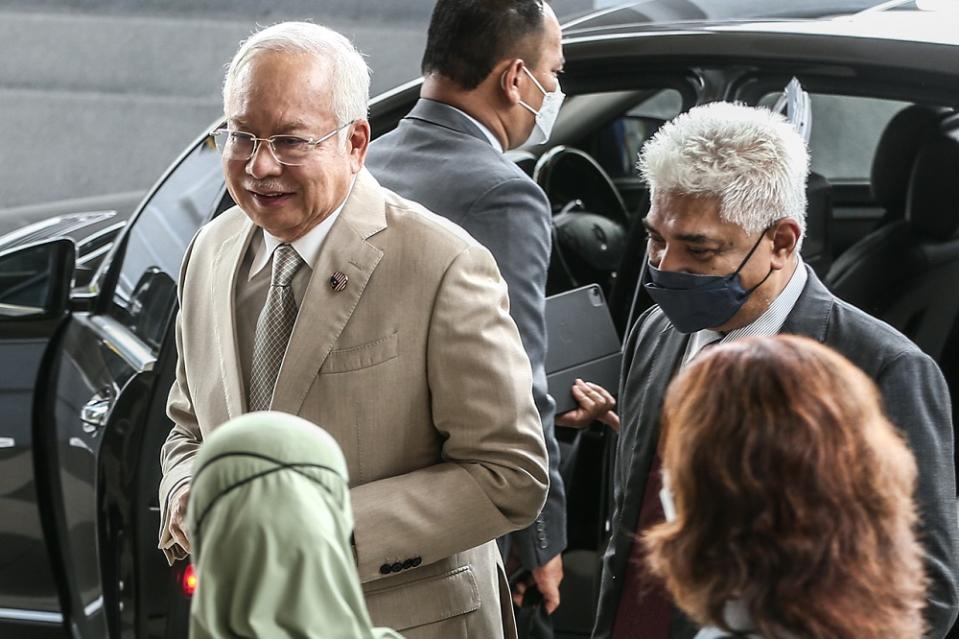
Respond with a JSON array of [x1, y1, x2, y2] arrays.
[[0, 238, 76, 637], [23, 127, 226, 638]]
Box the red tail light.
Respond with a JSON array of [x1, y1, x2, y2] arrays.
[[182, 563, 198, 597]]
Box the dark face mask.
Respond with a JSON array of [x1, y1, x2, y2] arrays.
[[643, 230, 773, 334]]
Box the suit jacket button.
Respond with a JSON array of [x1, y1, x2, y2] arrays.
[[380, 563, 392, 575], [412, 556, 422, 567], [402, 559, 415, 570], [391, 562, 403, 573]]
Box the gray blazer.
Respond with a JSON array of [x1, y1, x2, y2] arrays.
[[367, 99, 566, 569], [592, 266, 959, 639]]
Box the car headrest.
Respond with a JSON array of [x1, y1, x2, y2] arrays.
[[906, 121, 959, 240], [872, 105, 951, 218], [801, 171, 833, 275]]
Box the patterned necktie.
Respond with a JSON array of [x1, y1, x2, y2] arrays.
[[248, 244, 304, 411]]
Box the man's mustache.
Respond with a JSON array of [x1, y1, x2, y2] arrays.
[[243, 182, 295, 193]]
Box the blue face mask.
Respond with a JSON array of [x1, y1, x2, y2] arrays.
[[643, 230, 772, 334]]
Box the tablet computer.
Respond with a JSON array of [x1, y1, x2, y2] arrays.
[[545, 284, 622, 415]]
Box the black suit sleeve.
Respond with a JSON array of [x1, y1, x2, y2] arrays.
[[464, 176, 566, 569], [877, 350, 959, 638]]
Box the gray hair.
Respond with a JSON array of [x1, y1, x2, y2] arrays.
[[222, 21, 370, 127], [639, 102, 809, 238]]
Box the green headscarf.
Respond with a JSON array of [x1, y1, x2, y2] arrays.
[[186, 411, 402, 639]]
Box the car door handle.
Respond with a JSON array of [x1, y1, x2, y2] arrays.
[[80, 390, 114, 433]]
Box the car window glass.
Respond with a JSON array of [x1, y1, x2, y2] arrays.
[[592, 88, 683, 178], [108, 138, 224, 351], [0, 243, 55, 315], [758, 92, 910, 181]]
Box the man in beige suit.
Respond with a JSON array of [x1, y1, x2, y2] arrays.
[[157, 21, 549, 638]]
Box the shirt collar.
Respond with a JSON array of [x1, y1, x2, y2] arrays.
[[248, 177, 356, 280], [682, 256, 808, 366], [448, 105, 504, 153], [693, 601, 762, 639]]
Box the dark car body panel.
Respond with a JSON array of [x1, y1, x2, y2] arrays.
[[1, 2, 958, 637]]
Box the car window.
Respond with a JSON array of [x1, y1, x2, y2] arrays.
[[0, 242, 56, 314], [591, 88, 683, 178], [107, 138, 224, 351], [758, 92, 910, 181]]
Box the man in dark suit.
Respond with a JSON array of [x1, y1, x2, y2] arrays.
[[367, 0, 618, 622], [592, 102, 959, 639]]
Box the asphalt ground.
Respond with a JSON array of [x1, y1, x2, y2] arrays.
[[0, 1, 592, 216]]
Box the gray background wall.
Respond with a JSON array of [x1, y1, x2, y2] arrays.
[[0, 0, 593, 212]]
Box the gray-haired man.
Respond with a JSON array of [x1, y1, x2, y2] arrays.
[[159, 20, 550, 639], [594, 102, 958, 639]]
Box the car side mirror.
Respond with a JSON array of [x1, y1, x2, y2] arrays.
[[0, 238, 76, 320]]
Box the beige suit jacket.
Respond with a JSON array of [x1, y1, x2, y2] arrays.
[[158, 169, 549, 638]]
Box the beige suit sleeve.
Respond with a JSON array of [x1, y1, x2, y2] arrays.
[[350, 244, 549, 582], [157, 232, 203, 565]]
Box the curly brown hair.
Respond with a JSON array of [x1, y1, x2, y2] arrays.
[[644, 335, 926, 639]]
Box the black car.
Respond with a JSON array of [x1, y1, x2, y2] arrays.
[[2, 1, 959, 637]]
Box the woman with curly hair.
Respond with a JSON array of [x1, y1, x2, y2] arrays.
[[644, 334, 926, 639]]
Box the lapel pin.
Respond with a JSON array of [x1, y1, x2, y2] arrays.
[[330, 271, 349, 292]]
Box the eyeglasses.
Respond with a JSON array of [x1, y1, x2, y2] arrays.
[[209, 120, 356, 166]]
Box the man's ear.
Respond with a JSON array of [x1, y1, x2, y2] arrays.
[[770, 218, 802, 268], [499, 58, 526, 106], [348, 119, 371, 173]]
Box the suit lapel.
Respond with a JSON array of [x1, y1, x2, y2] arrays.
[[780, 265, 834, 341], [634, 325, 687, 456], [271, 169, 387, 414], [211, 216, 257, 420], [622, 322, 688, 515]]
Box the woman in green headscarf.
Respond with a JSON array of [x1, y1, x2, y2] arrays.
[[186, 411, 403, 638]]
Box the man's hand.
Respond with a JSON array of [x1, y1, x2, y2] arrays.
[[169, 484, 192, 554], [511, 554, 564, 614], [556, 379, 620, 431], [532, 554, 564, 614]]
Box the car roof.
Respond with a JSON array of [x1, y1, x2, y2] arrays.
[[371, 0, 959, 129], [563, 1, 959, 47], [562, 0, 879, 32]]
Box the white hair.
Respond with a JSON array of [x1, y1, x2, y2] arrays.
[[638, 102, 809, 238], [222, 21, 370, 128]]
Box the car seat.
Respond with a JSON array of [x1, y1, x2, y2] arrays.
[[826, 116, 959, 361]]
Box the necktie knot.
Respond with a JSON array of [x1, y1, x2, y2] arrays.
[[271, 244, 304, 287]]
